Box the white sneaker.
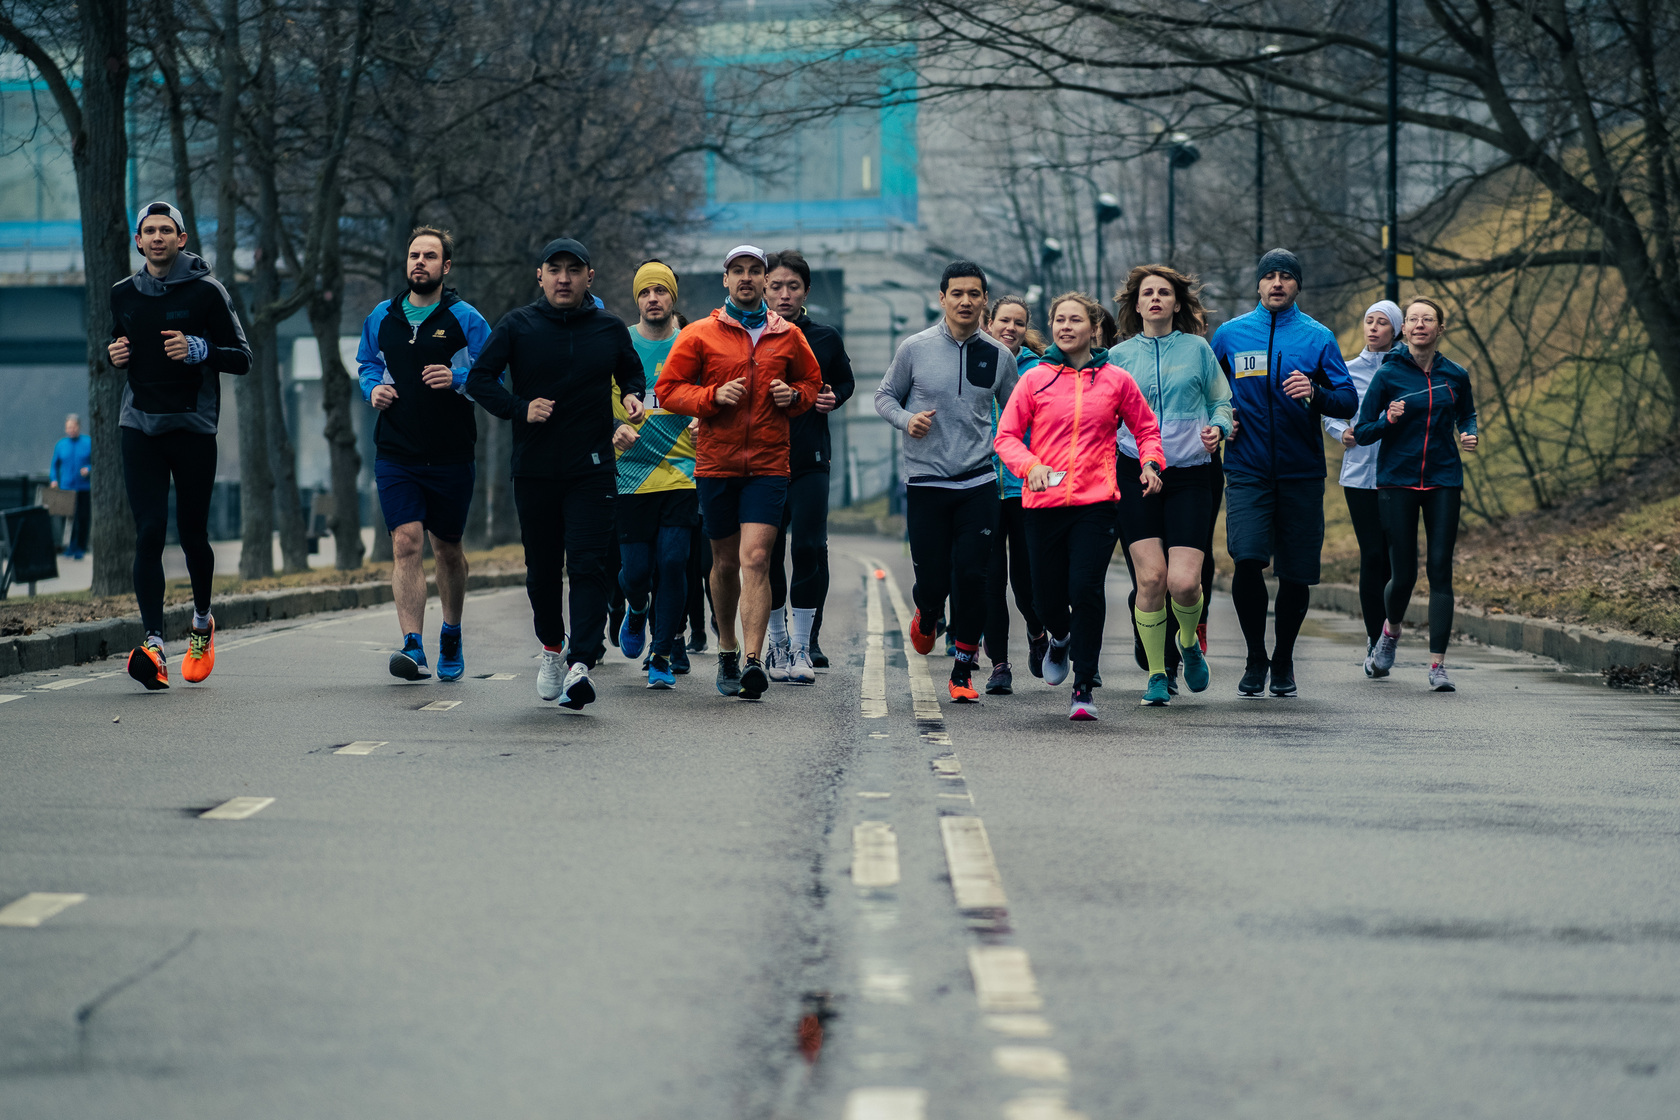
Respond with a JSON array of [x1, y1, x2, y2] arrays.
[[559, 662, 596, 710], [537, 648, 565, 701], [787, 645, 816, 684], [767, 636, 792, 682]]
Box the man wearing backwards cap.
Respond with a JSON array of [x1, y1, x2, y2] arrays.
[[1209, 247, 1357, 698], [608, 259, 700, 689], [467, 237, 646, 713], [1323, 299, 1404, 676], [655, 244, 823, 701], [107, 200, 252, 692]]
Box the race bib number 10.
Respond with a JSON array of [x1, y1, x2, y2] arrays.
[[1233, 351, 1268, 378]]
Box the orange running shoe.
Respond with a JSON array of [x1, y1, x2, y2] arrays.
[[182, 619, 216, 683], [127, 642, 170, 691], [948, 660, 979, 703], [909, 609, 937, 656]]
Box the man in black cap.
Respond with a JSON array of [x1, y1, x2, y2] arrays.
[[466, 238, 646, 712], [1209, 248, 1356, 698]]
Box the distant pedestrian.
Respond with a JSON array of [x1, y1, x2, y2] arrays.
[[49, 413, 92, 559], [1355, 296, 1479, 692], [1323, 300, 1403, 677]]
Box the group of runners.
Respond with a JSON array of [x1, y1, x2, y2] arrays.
[[107, 199, 1477, 720]]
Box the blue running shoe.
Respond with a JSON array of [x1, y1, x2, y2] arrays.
[[670, 644, 691, 675], [1141, 672, 1172, 706], [1178, 638, 1209, 693], [389, 633, 431, 681], [647, 654, 676, 689], [620, 609, 647, 659], [437, 625, 464, 682]]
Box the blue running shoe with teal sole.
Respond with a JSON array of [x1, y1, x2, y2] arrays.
[[620, 609, 647, 659], [647, 655, 676, 689], [437, 626, 464, 682], [1141, 672, 1172, 706], [1178, 639, 1209, 693]]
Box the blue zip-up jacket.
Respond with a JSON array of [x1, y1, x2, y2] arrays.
[[50, 433, 92, 491], [1209, 302, 1357, 480], [991, 351, 1040, 498], [357, 287, 491, 466], [1353, 347, 1478, 489], [1111, 330, 1233, 468]]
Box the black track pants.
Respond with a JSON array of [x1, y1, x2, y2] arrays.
[[769, 470, 831, 612], [122, 426, 216, 634], [1380, 486, 1460, 654], [905, 483, 998, 647], [514, 472, 615, 668], [1344, 486, 1391, 644], [983, 495, 1040, 663]]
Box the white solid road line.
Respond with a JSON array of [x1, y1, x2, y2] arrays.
[[334, 740, 388, 755], [970, 946, 1045, 1013], [852, 821, 901, 888], [861, 556, 941, 720], [0, 892, 87, 928], [843, 1087, 927, 1120], [419, 699, 462, 711], [862, 564, 888, 719], [199, 796, 276, 820], [34, 677, 91, 691], [940, 816, 1009, 910], [0, 694, 25, 705]]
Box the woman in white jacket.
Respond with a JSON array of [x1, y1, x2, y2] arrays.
[[1323, 300, 1403, 678]]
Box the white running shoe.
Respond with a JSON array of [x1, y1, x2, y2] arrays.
[[1373, 624, 1400, 673], [767, 636, 792, 682], [1043, 635, 1071, 686], [559, 662, 596, 710], [1428, 662, 1456, 692], [787, 645, 816, 684], [537, 648, 565, 701]]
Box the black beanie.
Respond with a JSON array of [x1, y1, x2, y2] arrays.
[[1256, 248, 1303, 287]]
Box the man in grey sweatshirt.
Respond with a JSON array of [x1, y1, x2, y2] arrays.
[[874, 261, 1019, 701]]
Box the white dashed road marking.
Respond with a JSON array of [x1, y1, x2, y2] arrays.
[[860, 959, 913, 1004], [481, 673, 518, 680], [419, 699, 462, 711], [34, 677, 91, 690], [199, 796, 276, 820], [862, 566, 888, 719], [334, 740, 388, 755], [940, 816, 1009, 910], [993, 1046, 1070, 1080], [969, 946, 1044, 1012], [984, 1014, 1054, 1038], [852, 821, 901, 888], [1004, 1088, 1089, 1119], [0, 694, 25, 705], [0, 892, 87, 927], [843, 1087, 927, 1120], [868, 560, 940, 720]]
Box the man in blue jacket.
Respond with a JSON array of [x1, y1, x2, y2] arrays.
[[1210, 248, 1356, 697], [49, 413, 92, 558], [357, 226, 491, 683]]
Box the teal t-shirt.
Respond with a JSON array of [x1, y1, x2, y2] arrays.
[[401, 296, 435, 326]]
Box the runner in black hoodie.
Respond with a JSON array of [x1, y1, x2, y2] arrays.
[[107, 201, 251, 692], [466, 238, 645, 712]]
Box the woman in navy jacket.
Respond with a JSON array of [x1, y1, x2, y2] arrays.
[[1354, 296, 1478, 692]]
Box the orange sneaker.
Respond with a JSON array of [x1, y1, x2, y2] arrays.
[[948, 662, 979, 703], [909, 609, 937, 656], [127, 642, 170, 691], [182, 619, 216, 683]]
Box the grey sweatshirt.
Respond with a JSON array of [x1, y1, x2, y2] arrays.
[[874, 320, 1018, 486]]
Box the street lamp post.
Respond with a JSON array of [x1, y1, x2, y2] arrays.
[[1038, 237, 1064, 326], [1165, 133, 1200, 263], [1094, 191, 1122, 302], [1385, 0, 1400, 302], [1255, 45, 1282, 257]]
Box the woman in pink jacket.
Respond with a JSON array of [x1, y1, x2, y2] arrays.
[[995, 291, 1165, 721]]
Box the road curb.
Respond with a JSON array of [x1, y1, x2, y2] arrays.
[[1211, 574, 1678, 675], [0, 569, 527, 680]]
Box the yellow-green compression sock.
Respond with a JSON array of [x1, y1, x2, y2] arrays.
[[1172, 594, 1204, 649], [1135, 604, 1171, 675]]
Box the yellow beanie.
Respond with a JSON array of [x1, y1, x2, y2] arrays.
[[633, 261, 678, 303]]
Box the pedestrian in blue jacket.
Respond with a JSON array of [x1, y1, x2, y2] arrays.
[[1209, 248, 1357, 698], [1355, 296, 1478, 693], [49, 413, 93, 558]]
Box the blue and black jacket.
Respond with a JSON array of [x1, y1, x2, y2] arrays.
[[1353, 347, 1478, 489], [356, 288, 491, 466], [1209, 302, 1357, 480]]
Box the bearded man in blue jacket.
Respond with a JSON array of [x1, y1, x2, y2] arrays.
[[1210, 249, 1357, 698]]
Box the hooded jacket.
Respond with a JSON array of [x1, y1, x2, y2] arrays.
[[875, 320, 1020, 487], [994, 347, 1164, 510], [1353, 347, 1478, 489], [1209, 301, 1357, 480], [1322, 345, 1398, 489], [787, 313, 856, 477], [465, 298, 645, 479], [109, 251, 251, 435], [655, 307, 823, 478], [1110, 330, 1233, 468], [991, 350, 1042, 499], [356, 288, 491, 466]]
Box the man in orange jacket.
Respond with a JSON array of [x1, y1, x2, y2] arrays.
[[656, 245, 823, 700]]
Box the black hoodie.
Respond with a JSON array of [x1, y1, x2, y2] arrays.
[[787, 313, 855, 477], [109, 251, 251, 435], [466, 297, 646, 479]]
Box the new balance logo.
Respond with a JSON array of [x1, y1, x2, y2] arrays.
[[433, 329, 447, 337]]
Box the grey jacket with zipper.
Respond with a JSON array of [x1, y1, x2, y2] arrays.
[[874, 321, 1019, 485]]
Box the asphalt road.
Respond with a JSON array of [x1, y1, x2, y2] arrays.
[[2, 533, 1676, 1119]]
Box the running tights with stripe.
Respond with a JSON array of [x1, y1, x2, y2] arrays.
[[1343, 486, 1391, 644], [122, 426, 216, 635], [1230, 560, 1309, 670], [1380, 485, 1460, 655]]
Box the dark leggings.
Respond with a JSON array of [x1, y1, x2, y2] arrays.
[[1230, 561, 1310, 670], [983, 495, 1041, 664], [1380, 486, 1460, 654], [1343, 487, 1391, 644], [686, 524, 710, 639], [769, 470, 830, 611], [1025, 502, 1118, 686], [621, 525, 692, 658], [905, 483, 998, 647], [122, 426, 217, 635]]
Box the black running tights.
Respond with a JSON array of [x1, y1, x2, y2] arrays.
[[122, 426, 217, 635], [983, 496, 1041, 663], [1380, 486, 1460, 654], [1230, 559, 1309, 669], [1343, 486, 1391, 644]]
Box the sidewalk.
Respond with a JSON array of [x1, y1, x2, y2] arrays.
[[21, 529, 378, 597]]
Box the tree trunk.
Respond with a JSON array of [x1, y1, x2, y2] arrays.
[[72, 0, 137, 598], [312, 213, 364, 570], [463, 408, 491, 550], [489, 417, 519, 546]]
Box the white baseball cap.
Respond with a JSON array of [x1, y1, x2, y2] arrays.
[[135, 201, 186, 234], [723, 244, 768, 270]]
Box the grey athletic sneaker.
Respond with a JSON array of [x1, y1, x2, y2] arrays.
[[1043, 636, 1071, 686], [1428, 662, 1456, 692], [787, 645, 816, 684], [1373, 625, 1400, 673], [767, 636, 792, 682], [537, 648, 566, 701]]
